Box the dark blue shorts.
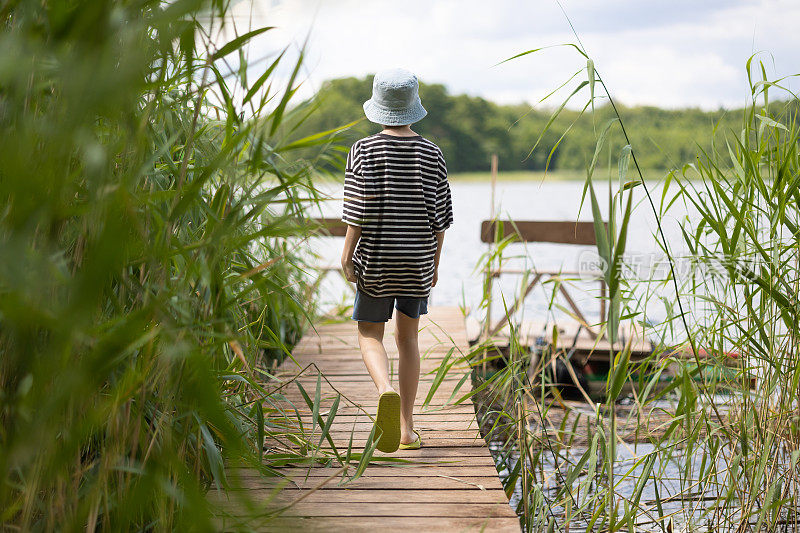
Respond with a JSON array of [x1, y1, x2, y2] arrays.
[[351, 289, 429, 322]]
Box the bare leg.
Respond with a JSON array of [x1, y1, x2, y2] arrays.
[[395, 310, 421, 444], [357, 321, 393, 395]]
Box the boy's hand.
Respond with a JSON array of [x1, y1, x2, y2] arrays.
[[431, 268, 438, 287], [341, 259, 357, 283]]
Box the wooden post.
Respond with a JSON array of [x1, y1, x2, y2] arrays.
[[600, 279, 606, 325], [486, 155, 498, 328], [482, 155, 499, 373], [490, 154, 498, 219]]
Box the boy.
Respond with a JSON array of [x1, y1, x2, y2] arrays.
[[340, 68, 453, 453]]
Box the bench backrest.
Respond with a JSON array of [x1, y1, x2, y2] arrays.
[[480, 220, 600, 245]]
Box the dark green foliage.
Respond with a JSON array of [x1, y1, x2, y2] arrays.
[[292, 75, 799, 173]]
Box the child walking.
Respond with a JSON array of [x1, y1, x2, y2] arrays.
[[340, 68, 454, 453]]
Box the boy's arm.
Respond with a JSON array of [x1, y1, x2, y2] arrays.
[[341, 224, 362, 283], [432, 230, 445, 287]]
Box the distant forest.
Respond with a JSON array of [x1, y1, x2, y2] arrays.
[[292, 75, 791, 174]]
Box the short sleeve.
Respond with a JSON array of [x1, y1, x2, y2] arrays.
[[341, 142, 366, 226], [432, 149, 453, 233]]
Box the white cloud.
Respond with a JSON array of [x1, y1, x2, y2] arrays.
[[216, 0, 800, 110]]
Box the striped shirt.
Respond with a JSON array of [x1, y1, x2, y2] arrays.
[[342, 132, 454, 298]]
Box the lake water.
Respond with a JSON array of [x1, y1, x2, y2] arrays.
[[306, 178, 695, 335]]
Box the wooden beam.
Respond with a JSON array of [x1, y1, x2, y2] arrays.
[[558, 284, 599, 340], [480, 220, 602, 245]]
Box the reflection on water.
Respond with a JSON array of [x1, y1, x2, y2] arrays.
[[490, 439, 721, 532], [480, 395, 753, 532]]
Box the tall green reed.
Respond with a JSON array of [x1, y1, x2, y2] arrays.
[[0, 1, 359, 529], [432, 43, 800, 533]]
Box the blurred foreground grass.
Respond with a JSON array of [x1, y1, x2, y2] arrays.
[[0, 0, 347, 530]]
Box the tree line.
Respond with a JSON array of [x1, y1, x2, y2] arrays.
[[294, 75, 793, 174]]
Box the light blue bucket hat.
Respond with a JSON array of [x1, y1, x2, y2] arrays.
[[363, 68, 427, 126]]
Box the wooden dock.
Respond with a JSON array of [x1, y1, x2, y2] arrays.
[[222, 306, 519, 532]]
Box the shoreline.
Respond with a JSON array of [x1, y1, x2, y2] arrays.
[[448, 169, 674, 182]]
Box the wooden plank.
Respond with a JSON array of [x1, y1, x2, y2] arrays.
[[239, 457, 499, 467], [268, 421, 480, 431], [277, 375, 468, 384], [289, 412, 475, 421], [212, 499, 516, 518], [287, 406, 477, 416], [235, 476, 506, 491], [264, 436, 489, 447], [282, 406, 476, 416], [244, 516, 521, 533], [257, 447, 498, 459], [371, 446, 498, 458], [233, 466, 503, 478], [237, 488, 509, 503], [265, 427, 484, 437], [272, 502, 515, 517]]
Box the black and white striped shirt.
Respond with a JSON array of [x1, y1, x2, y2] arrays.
[[342, 132, 454, 298]]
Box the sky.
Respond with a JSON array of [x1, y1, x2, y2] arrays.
[[218, 0, 800, 110]]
